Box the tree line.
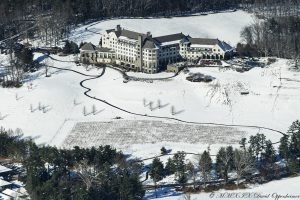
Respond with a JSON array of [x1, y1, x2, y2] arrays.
[[238, 16, 300, 68], [0, 127, 144, 200], [148, 120, 300, 196], [1, 120, 300, 199]]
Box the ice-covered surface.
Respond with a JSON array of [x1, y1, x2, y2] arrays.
[[68, 10, 253, 46]]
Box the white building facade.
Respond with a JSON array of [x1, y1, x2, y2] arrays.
[[81, 25, 234, 73]]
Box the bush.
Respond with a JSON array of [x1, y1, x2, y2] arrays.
[[63, 40, 80, 54], [161, 147, 168, 155]]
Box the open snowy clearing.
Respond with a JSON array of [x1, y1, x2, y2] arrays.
[[62, 120, 246, 152], [145, 176, 300, 200], [0, 54, 299, 155], [67, 10, 253, 46]]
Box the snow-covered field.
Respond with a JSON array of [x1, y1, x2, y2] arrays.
[[146, 176, 300, 200], [68, 10, 254, 46], [0, 54, 299, 152], [0, 10, 299, 159]]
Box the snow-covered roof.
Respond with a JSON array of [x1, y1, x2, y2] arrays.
[[160, 40, 181, 46], [190, 44, 214, 48], [153, 33, 186, 44], [143, 40, 159, 49], [2, 189, 26, 199], [218, 41, 234, 52], [80, 42, 96, 51], [0, 165, 12, 174], [0, 192, 11, 200], [0, 179, 12, 187], [118, 36, 137, 43]]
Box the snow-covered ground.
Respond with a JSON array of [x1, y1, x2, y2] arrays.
[[146, 176, 300, 200], [0, 54, 299, 153], [0, 9, 298, 164], [67, 10, 253, 46]]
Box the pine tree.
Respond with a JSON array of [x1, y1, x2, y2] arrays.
[[263, 140, 276, 163], [260, 140, 276, 180], [279, 135, 290, 160], [165, 158, 176, 176], [173, 152, 186, 180], [288, 120, 300, 159], [199, 150, 212, 188], [239, 138, 247, 151], [160, 146, 167, 155], [149, 158, 164, 198]]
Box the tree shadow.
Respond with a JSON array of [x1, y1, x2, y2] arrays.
[[0, 114, 9, 120], [145, 187, 182, 199], [172, 109, 185, 116], [43, 106, 52, 113], [93, 108, 105, 115]]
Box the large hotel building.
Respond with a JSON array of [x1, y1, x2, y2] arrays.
[[80, 25, 233, 73]]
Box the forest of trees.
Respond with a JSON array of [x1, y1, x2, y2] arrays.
[[238, 16, 300, 67], [0, 0, 246, 45], [1, 120, 300, 199], [237, 0, 300, 67], [148, 120, 300, 195], [0, 128, 145, 200]]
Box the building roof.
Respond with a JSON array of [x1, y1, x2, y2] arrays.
[[0, 192, 11, 200], [142, 39, 158, 49], [189, 38, 219, 45], [117, 29, 147, 40], [218, 41, 234, 52], [0, 179, 12, 187], [153, 33, 186, 44], [95, 47, 114, 52], [105, 29, 115, 34], [80, 43, 96, 51], [0, 165, 12, 174], [2, 189, 27, 199]]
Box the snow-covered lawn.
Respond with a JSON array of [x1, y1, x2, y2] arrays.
[[68, 10, 253, 46], [0, 54, 299, 154], [146, 176, 300, 200]]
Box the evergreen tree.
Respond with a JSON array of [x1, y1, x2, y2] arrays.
[[249, 133, 266, 161], [239, 138, 247, 151], [173, 152, 186, 180], [165, 157, 176, 176], [288, 120, 300, 159], [149, 158, 164, 197], [279, 135, 290, 160], [199, 150, 212, 188]]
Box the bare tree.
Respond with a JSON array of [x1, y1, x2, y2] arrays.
[[233, 149, 255, 186], [186, 161, 197, 189], [75, 160, 102, 191]]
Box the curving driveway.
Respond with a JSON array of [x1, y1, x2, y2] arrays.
[[46, 55, 287, 140]]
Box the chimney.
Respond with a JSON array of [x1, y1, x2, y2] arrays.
[[115, 25, 121, 31]]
